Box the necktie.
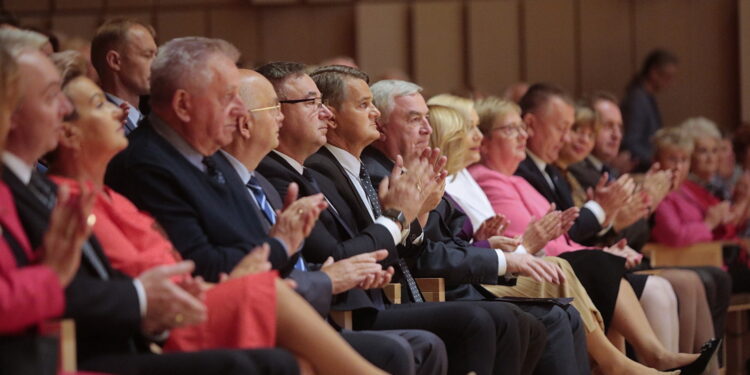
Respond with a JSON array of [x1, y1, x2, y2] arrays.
[[246, 175, 306, 271], [544, 164, 560, 193], [202, 156, 226, 185], [358, 164, 424, 303]]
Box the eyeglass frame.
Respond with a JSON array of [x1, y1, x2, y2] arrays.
[[249, 103, 281, 113], [492, 123, 528, 138], [279, 97, 325, 110]]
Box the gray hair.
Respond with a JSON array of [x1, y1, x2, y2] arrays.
[[150, 36, 240, 106], [0, 28, 49, 56], [371, 79, 423, 122], [679, 116, 721, 141]]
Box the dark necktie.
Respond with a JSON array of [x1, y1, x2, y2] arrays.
[[246, 175, 306, 271], [303, 168, 352, 237], [202, 156, 226, 185], [358, 164, 424, 303]]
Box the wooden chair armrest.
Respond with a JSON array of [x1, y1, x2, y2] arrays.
[[384, 283, 401, 304], [642, 241, 725, 268], [416, 278, 445, 302], [41, 319, 76, 373]]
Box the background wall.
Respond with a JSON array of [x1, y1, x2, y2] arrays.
[[2, 0, 743, 130]]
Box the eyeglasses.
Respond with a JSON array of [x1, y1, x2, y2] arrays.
[[249, 103, 281, 114], [280, 97, 325, 110], [493, 123, 528, 138]]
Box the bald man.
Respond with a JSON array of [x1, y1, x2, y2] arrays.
[[220, 70, 448, 375]]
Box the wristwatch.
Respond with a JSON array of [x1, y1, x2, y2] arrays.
[[382, 208, 408, 230]]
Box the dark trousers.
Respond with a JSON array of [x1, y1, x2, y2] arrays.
[[80, 348, 298, 375], [342, 329, 448, 375]]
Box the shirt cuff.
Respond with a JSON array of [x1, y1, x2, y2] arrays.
[[513, 245, 528, 254], [133, 279, 147, 318], [494, 250, 507, 276], [375, 216, 404, 244], [584, 200, 606, 224]]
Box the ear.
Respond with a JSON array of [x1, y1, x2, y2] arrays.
[[58, 122, 82, 151], [522, 113, 535, 138], [172, 89, 192, 123], [237, 114, 252, 139], [105, 50, 121, 72]]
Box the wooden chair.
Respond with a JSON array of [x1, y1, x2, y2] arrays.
[[41, 319, 77, 373], [330, 278, 445, 329]]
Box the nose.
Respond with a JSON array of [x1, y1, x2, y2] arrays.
[[275, 107, 285, 127], [370, 103, 380, 120], [230, 93, 246, 118], [421, 117, 432, 135], [319, 104, 333, 120]]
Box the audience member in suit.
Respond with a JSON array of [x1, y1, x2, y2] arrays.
[[90, 18, 156, 135], [219, 68, 448, 375], [555, 103, 720, 368], [258, 62, 542, 375], [0, 31, 302, 375], [468, 95, 717, 374], [368, 85, 596, 375], [621, 49, 678, 173]]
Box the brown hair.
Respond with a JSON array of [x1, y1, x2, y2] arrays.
[[91, 18, 155, 76], [309, 65, 369, 110]]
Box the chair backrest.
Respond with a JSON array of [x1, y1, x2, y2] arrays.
[[642, 242, 724, 268]]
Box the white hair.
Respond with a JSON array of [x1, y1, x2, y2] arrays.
[[371, 79, 423, 122], [679, 116, 721, 141], [150, 36, 240, 106], [0, 28, 48, 55]]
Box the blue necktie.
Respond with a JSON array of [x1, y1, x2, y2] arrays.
[[246, 175, 306, 271]]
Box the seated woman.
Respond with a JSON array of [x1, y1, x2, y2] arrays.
[[652, 123, 750, 293], [427, 96, 716, 374], [45, 57, 386, 375], [557, 107, 717, 368]]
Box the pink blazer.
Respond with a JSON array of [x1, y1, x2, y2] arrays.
[[0, 182, 64, 333], [468, 163, 585, 256]]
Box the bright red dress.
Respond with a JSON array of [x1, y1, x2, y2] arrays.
[[51, 177, 277, 351]]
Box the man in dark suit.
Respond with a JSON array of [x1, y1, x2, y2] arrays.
[[256, 62, 549, 375], [2, 35, 297, 375], [364, 79, 590, 375], [221, 68, 448, 375], [91, 18, 157, 134]]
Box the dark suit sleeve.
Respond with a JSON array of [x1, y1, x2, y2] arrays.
[[567, 208, 603, 245], [113, 164, 250, 281], [287, 269, 333, 316]]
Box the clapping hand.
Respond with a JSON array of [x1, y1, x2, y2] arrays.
[[270, 183, 327, 255]]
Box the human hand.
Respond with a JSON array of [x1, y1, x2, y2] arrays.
[[602, 240, 643, 269], [41, 182, 96, 287], [416, 148, 449, 216], [320, 250, 389, 294], [589, 173, 633, 221], [358, 266, 395, 290], [378, 155, 424, 223], [229, 243, 272, 280], [488, 235, 522, 252], [118, 102, 129, 125], [137, 261, 207, 334], [270, 183, 327, 255], [505, 252, 566, 284], [642, 166, 672, 208], [613, 191, 650, 232], [705, 201, 732, 230], [474, 214, 510, 241], [610, 150, 637, 174], [521, 205, 562, 254]]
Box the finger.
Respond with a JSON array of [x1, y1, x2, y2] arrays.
[[323, 256, 335, 267], [378, 176, 390, 201], [154, 260, 196, 279], [596, 173, 609, 190], [219, 273, 229, 283], [284, 278, 298, 290], [370, 249, 389, 261]]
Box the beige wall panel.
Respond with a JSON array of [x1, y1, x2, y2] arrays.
[[56, 0, 102, 10], [156, 9, 207, 43], [578, 0, 632, 97], [633, 0, 691, 128], [258, 5, 353, 65], [52, 14, 100, 39], [742, 0, 750, 123], [209, 8, 259, 67], [523, 0, 576, 93], [3, 0, 49, 12], [356, 2, 409, 81], [412, 1, 464, 96], [467, 0, 520, 95], [686, 0, 737, 129]]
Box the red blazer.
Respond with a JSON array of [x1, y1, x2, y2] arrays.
[[0, 181, 65, 333]]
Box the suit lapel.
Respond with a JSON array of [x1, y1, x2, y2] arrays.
[[315, 148, 373, 227]]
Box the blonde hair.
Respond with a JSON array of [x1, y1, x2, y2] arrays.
[[0, 46, 20, 152], [474, 96, 521, 136], [428, 105, 469, 176], [653, 126, 694, 155], [427, 94, 475, 122], [572, 105, 600, 134], [51, 50, 88, 87]]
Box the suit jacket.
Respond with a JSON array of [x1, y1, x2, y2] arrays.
[[3, 168, 144, 362], [568, 157, 604, 191], [359, 147, 505, 301], [515, 156, 602, 245], [105, 118, 290, 282], [0, 182, 65, 333], [621, 84, 661, 172]]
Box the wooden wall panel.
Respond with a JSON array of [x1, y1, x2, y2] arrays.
[[356, 2, 409, 81], [3, 0, 50, 12], [412, 1, 464, 96], [52, 14, 100, 39], [578, 0, 632, 98], [55, 0, 101, 10], [467, 0, 520, 95], [258, 5, 353, 65], [156, 9, 207, 44], [523, 0, 576, 93], [209, 8, 259, 67], [633, 0, 691, 128], [742, 0, 750, 123]]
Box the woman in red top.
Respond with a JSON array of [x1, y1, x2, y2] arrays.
[[46, 56, 385, 375]]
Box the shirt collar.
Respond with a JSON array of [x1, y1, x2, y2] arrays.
[[526, 150, 548, 173], [150, 113, 206, 172], [587, 155, 604, 172], [220, 150, 253, 184], [2, 151, 33, 184], [106, 92, 142, 126], [273, 150, 304, 175], [325, 144, 361, 177]]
